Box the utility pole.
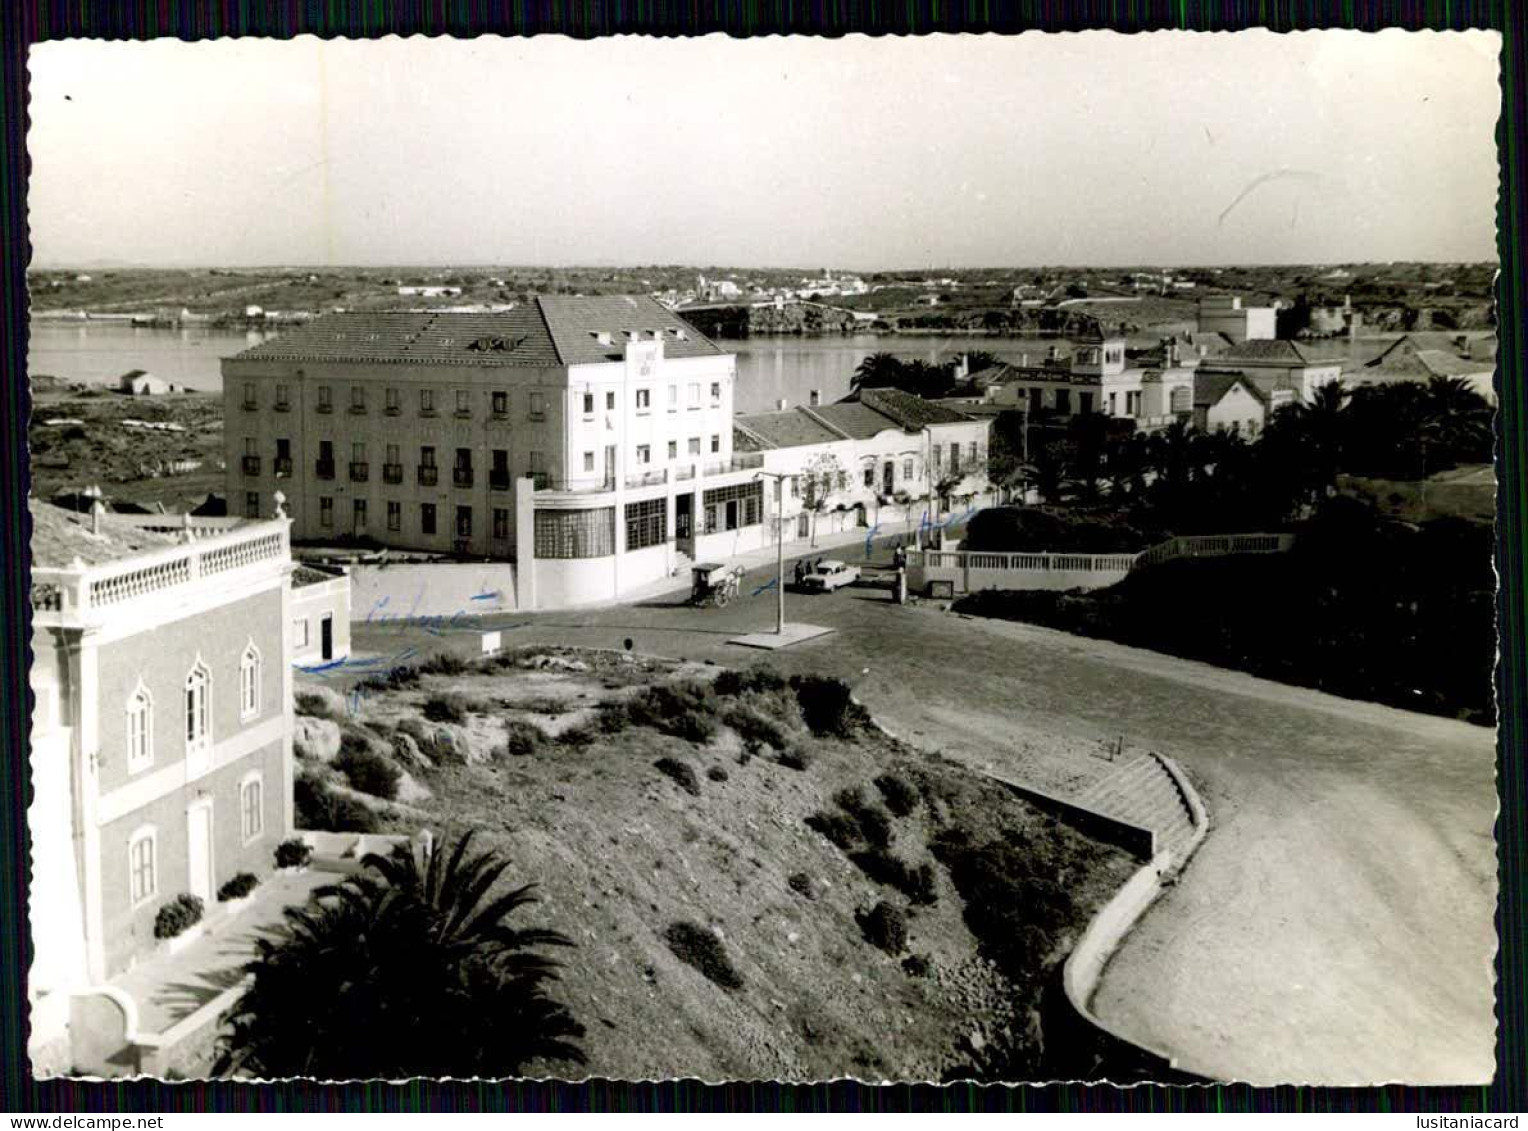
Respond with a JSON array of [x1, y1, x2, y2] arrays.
[[755, 470, 789, 635]]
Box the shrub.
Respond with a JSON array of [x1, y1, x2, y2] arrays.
[[856, 901, 907, 955], [218, 872, 260, 902], [557, 722, 597, 748], [777, 745, 813, 772], [274, 839, 312, 869], [787, 872, 816, 900], [834, 787, 893, 849], [931, 829, 1075, 978], [654, 757, 701, 797], [625, 680, 719, 743], [791, 675, 867, 738], [334, 743, 402, 800], [707, 766, 730, 782], [418, 652, 468, 676], [722, 704, 788, 750], [902, 953, 931, 978], [503, 719, 546, 757], [805, 810, 861, 851], [594, 704, 630, 735], [295, 775, 382, 834], [664, 922, 744, 991], [874, 773, 919, 818], [294, 691, 343, 721], [714, 666, 788, 698], [354, 665, 420, 694], [154, 893, 205, 940], [849, 849, 938, 906], [422, 693, 470, 725]]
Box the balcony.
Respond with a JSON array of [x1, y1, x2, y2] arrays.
[[316, 459, 336, 480], [241, 399, 257, 412], [385, 405, 401, 417], [489, 470, 511, 491], [528, 411, 546, 422], [453, 468, 475, 488], [274, 401, 291, 413], [701, 452, 765, 477], [417, 466, 439, 486], [240, 456, 261, 476], [625, 469, 667, 489], [349, 405, 368, 416], [529, 474, 614, 494], [455, 409, 473, 420], [382, 463, 404, 484], [420, 407, 438, 418], [273, 457, 293, 478], [316, 403, 333, 415], [349, 462, 369, 482]]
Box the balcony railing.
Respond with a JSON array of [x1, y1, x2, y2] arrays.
[[382, 463, 404, 484], [315, 459, 336, 480], [453, 468, 474, 488], [316, 402, 333, 414], [273, 457, 293, 478], [701, 452, 765, 476], [531, 474, 615, 494], [385, 405, 401, 416], [274, 401, 291, 413], [241, 399, 257, 412], [349, 462, 369, 482], [489, 470, 512, 491], [240, 456, 261, 476], [626, 469, 666, 489], [417, 466, 439, 486], [420, 407, 438, 418]]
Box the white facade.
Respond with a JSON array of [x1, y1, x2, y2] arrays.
[[978, 337, 1194, 431], [1198, 295, 1277, 344]]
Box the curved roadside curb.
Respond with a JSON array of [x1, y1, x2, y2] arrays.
[[1059, 752, 1211, 1080]]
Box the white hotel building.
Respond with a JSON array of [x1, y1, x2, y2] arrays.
[[222, 297, 768, 607]]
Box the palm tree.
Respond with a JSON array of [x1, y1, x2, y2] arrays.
[[216, 832, 585, 1079], [850, 352, 906, 394]]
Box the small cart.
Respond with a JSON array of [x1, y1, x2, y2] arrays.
[[690, 562, 743, 608]]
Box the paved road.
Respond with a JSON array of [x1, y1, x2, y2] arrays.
[[344, 547, 1497, 1085]]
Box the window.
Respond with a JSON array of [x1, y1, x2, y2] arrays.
[[420, 388, 435, 415], [244, 437, 257, 457], [668, 385, 678, 410], [352, 441, 366, 463], [1056, 389, 1072, 413], [239, 642, 262, 722], [790, 476, 800, 499], [950, 446, 961, 473], [275, 384, 290, 410], [421, 445, 436, 468], [293, 618, 310, 649], [667, 441, 678, 460], [1126, 391, 1141, 415], [635, 389, 651, 411], [528, 451, 545, 474], [1108, 392, 1118, 415], [1080, 392, 1094, 414], [421, 503, 437, 535], [534, 507, 616, 559], [583, 451, 595, 472], [386, 442, 400, 466], [529, 392, 545, 420], [126, 683, 153, 774], [968, 441, 978, 465], [320, 497, 334, 527], [492, 507, 510, 541], [932, 445, 942, 471], [351, 385, 366, 412], [456, 506, 472, 538], [242, 381, 256, 409], [903, 458, 914, 481], [605, 391, 616, 411], [387, 500, 401, 532], [625, 498, 667, 550], [455, 448, 472, 470], [636, 444, 653, 466], [710, 434, 720, 454], [129, 827, 157, 907], [244, 492, 259, 519], [317, 385, 332, 411], [240, 774, 263, 843], [353, 498, 368, 532], [582, 393, 594, 416], [184, 661, 211, 760], [385, 387, 400, 413], [863, 465, 875, 488], [688, 437, 701, 455], [457, 390, 472, 416], [702, 482, 762, 530], [688, 383, 701, 407], [710, 382, 721, 404]]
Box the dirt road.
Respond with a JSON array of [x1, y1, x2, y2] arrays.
[[343, 551, 1497, 1084]]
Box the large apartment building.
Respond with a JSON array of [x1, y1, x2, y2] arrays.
[[222, 297, 765, 606], [28, 502, 297, 1068]]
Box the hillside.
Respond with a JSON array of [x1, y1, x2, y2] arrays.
[[291, 648, 1137, 1082]]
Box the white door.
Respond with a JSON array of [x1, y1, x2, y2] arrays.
[[187, 802, 214, 905]]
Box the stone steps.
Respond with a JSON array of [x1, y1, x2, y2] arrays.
[[1078, 753, 1197, 859]]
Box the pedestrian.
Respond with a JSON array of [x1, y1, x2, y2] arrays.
[[793, 559, 807, 587]]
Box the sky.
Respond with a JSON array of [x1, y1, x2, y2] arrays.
[[26, 31, 1502, 269]]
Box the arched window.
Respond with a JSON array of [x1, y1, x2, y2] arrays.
[[125, 681, 153, 774], [128, 825, 157, 906], [240, 772, 264, 843], [185, 660, 212, 767], [239, 641, 262, 722]]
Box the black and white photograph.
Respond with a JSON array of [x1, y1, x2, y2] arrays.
[[22, 30, 1501, 1086]]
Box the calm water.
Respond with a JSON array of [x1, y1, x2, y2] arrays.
[[29, 322, 1074, 415], [28, 321, 1493, 413]]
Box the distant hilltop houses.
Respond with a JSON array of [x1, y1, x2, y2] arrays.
[[652, 270, 871, 310]]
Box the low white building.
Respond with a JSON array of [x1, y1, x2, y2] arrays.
[[118, 370, 173, 396], [1197, 295, 1278, 343], [1192, 372, 1287, 437], [1198, 339, 1343, 403], [734, 388, 991, 546]]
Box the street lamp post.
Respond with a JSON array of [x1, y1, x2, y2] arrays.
[[755, 470, 789, 635]]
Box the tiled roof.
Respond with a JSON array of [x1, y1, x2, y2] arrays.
[[226, 297, 724, 368], [30, 499, 183, 570], [1220, 339, 1316, 365], [1194, 371, 1266, 408], [806, 401, 906, 441], [1363, 336, 1495, 378], [859, 387, 974, 428], [733, 410, 843, 450], [293, 564, 345, 589]]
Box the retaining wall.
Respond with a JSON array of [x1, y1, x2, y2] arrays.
[[349, 562, 517, 622], [990, 775, 1156, 860]]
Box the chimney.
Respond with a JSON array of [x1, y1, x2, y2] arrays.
[[808, 389, 821, 406]]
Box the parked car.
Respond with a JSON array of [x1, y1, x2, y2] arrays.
[[799, 560, 860, 593]]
